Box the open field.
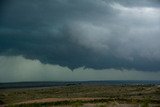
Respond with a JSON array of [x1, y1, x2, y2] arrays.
[[0, 81, 160, 107]]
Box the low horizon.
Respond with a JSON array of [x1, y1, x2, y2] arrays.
[[1, 79, 160, 84]]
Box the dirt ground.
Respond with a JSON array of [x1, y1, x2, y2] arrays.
[[5, 97, 160, 107], [0, 84, 160, 106]]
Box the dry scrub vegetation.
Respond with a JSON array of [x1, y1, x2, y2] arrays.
[[0, 84, 160, 107]]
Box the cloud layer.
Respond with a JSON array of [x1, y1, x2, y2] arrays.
[[0, 0, 160, 71], [0, 56, 160, 82]]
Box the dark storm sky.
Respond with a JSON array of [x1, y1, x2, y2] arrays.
[[0, 0, 160, 72]]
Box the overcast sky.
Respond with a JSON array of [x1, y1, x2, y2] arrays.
[[0, 0, 160, 82]]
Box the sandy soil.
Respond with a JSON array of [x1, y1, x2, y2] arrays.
[[12, 98, 160, 107], [16, 97, 103, 104]]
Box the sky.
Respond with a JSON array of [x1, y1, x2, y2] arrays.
[[0, 0, 160, 82]]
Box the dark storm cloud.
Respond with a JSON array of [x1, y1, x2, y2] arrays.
[[0, 0, 160, 71]]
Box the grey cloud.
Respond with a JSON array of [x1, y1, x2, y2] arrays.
[[0, 56, 160, 82], [0, 0, 160, 71]]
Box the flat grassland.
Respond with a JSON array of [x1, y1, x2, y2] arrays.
[[0, 84, 160, 107]]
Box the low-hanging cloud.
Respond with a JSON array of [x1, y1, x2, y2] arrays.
[[0, 0, 160, 71], [0, 56, 160, 82]]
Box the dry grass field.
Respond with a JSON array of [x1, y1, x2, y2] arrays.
[[0, 83, 160, 107]]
